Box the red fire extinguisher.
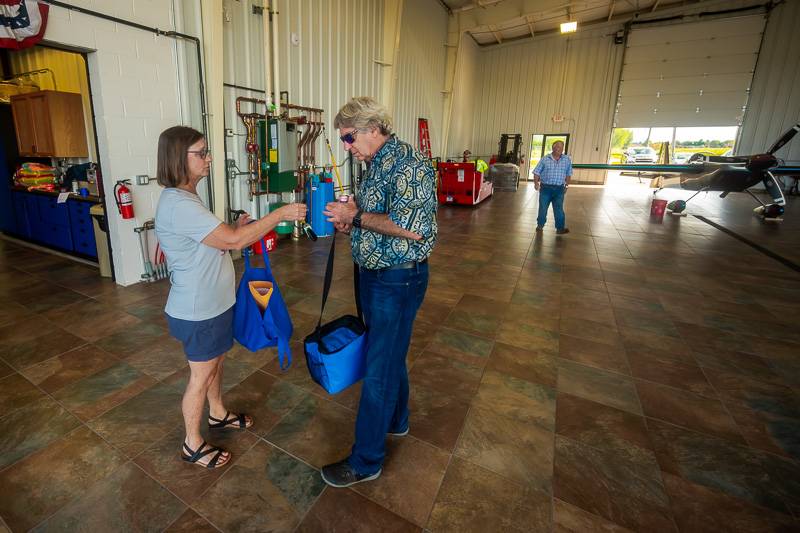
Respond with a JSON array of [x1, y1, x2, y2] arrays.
[[114, 179, 134, 220]]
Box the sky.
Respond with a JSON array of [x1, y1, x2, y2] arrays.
[[627, 126, 739, 143]]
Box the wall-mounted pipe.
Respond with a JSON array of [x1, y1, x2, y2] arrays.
[[235, 96, 268, 198], [263, 0, 273, 110], [271, 0, 280, 121], [283, 102, 324, 113], [133, 220, 156, 282], [224, 82, 266, 94]]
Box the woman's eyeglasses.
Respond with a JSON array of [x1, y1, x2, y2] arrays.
[[187, 148, 210, 158]]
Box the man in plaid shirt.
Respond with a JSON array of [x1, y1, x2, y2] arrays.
[[533, 140, 571, 235]]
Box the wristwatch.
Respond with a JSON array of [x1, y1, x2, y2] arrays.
[[352, 209, 364, 229]]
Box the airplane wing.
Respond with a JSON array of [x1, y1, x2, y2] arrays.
[[572, 163, 703, 173], [771, 166, 800, 175]]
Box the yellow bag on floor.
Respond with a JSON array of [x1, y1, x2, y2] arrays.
[[248, 281, 273, 312]]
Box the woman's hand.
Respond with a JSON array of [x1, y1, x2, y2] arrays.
[[276, 203, 307, 222], [203, 204, 305, 251]]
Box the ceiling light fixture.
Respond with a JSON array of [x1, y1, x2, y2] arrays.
[[560, 21, 577, 33]]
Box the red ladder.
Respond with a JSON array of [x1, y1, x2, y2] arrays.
[[418, 118, 432, 159]]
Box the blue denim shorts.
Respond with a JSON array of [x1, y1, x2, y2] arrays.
[[166, 306, 234, 362]]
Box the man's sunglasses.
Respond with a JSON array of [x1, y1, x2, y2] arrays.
[[339, 129, 366, 145]]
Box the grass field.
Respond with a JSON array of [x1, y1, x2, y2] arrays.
[[608, 146, 730, 164], [673, 147, 730, 156]]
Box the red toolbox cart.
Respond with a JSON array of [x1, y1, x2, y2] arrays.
[[437, 162, 493, 206]]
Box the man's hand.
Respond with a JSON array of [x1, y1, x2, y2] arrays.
[[324, 197, 358, 225], [334, 222, 352, 234], [325, 197, 421, 241], [534, 181, 540, 191]]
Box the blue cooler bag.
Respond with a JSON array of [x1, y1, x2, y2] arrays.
[[233, 239, 293, 370], [304, 234, 367, 394]]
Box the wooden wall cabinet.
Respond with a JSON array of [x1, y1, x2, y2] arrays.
[[10, 90, 89, 158]]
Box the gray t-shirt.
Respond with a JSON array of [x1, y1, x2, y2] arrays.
[[155, 188, 235, 321]]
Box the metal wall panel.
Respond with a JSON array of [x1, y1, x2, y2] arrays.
[[275, 0, 383, 165], [222, 0, 270, 213], [737, 0, 800, 161], [470, 27, 623, 183], [393, 0, 449, 155], [222, 0, 384, 211], [446, 31, 480, 158], [616, 14, 765, 128]]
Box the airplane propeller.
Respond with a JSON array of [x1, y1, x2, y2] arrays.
[[747, 123, 800, 214], [767, 123, 800, 155], [745, 123, 800, 173]]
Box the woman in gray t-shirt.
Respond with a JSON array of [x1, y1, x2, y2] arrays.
[[155, 126, 305, 469]]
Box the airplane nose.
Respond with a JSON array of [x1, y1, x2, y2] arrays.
[[747, 153, 777, 171]]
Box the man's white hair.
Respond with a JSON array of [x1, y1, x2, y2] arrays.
[[334, 96, 393, 135]]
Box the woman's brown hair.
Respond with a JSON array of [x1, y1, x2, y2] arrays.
[[156, 126, 205, 188]]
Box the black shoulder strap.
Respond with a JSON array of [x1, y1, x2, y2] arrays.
[[354, 260, 363, 323], [317, 233, 363, 330], [317, 234, 337, 330]]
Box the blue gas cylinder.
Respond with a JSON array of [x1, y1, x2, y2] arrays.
[[306, 175, 334, 237], [322, 172, 335, 204]]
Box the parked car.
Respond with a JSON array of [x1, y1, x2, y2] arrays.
[[673, 152, 691, 164], [625, 146, 658, 164]]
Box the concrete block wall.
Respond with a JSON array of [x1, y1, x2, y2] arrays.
[[42, 0, 196, 286]]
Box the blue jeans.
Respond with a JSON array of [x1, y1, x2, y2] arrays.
[[348, 262, 429, 475], [537, 184, 567, 229]]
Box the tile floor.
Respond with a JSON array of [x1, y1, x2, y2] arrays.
[[1, 181, 799, 532]]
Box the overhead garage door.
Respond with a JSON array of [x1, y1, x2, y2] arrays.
[[614, 14, 766, 128]]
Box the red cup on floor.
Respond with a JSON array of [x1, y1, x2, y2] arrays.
[[650, 198, 668, 218], [251, 230, 278, 254]]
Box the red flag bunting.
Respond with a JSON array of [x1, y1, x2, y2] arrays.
[[0, 0, 49, 50]]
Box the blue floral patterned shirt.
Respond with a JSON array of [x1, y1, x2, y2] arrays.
[[351, 135, 437, 270]]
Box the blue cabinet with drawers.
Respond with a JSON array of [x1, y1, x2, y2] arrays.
[[23, 194, 41, 236], [35, 195, 73, 251], [67, 200, 97, 257], [10, 191, 98, 259], [11, 192, 31, 239]]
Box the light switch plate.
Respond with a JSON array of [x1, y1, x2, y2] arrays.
[[136, 175, 150, 186]]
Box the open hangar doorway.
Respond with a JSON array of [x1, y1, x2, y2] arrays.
[[606, 12, 765, 188], [607, 126, 739, 188]]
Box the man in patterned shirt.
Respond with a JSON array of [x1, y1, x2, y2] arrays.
[[533, 140, 571, 234], [321, 96, 437, 487]]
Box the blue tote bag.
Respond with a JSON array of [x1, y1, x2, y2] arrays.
[[304, 234, 367, 394], [233, 240, 293, 370]]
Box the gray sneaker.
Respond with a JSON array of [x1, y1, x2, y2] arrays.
[[321, 459, 381, 488]]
